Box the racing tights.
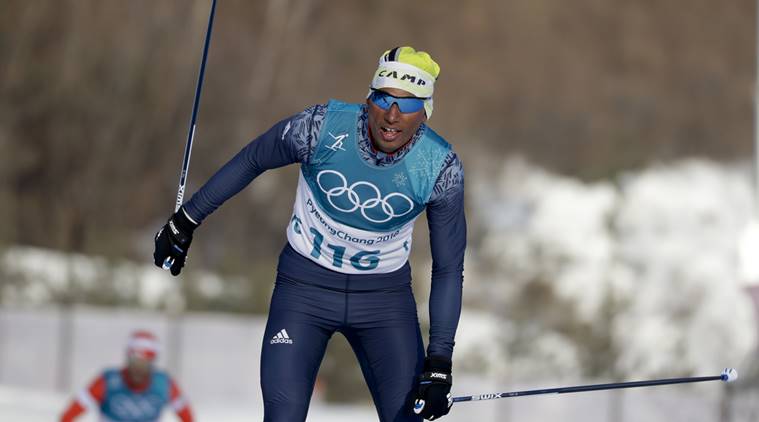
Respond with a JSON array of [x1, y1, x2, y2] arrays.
[[262, 244, 424, 422]]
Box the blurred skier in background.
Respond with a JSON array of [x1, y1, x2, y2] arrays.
[[154, 46, 466, 421], [60, 330, 193, 422]]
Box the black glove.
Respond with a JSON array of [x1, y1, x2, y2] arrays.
[[153, 207, 198, 276], [412, 356, 453, 420]]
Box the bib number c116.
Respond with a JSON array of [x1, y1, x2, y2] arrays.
[[308, 227, 380, 271]]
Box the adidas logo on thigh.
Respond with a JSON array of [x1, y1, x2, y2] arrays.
[[270, 329, 293, 345]]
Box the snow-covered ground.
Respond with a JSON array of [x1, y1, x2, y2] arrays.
[[467, 158, 757, 379]]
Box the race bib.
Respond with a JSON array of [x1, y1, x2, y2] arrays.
[[287, 173, 415, 274]]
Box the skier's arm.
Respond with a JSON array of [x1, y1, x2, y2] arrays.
[[182, 104, 325, 223], [169, 379, 194, 422], [425, 152, 466, 361], [60, 375, 106, 422], [153, 104, 326, 275], [60, 401, 86, 422]]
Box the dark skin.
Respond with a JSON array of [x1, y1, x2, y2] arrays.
[[366, 87, 427, 154]]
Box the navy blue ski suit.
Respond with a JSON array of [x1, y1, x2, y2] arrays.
[[183, 103, 466, 421]]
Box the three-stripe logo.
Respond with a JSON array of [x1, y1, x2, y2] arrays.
[[270, 329, 293, 344]]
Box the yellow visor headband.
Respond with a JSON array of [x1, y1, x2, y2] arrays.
[[371, 61, 435, 99], [370, 59, 437, 117]]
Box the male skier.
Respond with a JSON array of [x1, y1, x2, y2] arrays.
[[60, 330, 194, 422], [154, 46, 465, 421]]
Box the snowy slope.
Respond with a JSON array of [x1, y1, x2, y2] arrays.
[[466, 158, 756, 379]]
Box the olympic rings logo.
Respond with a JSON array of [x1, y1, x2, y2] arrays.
[[316, 170, 414, 223]]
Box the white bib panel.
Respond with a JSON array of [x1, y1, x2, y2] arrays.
[[287, 172, 416, 274]]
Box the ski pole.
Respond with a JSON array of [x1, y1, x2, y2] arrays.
[[163, 0, 217, 270], [452, 368, 738, 404]]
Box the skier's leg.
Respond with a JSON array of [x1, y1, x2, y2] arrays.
[[344, 285, 425, 422], [261, 276, 340, 422]]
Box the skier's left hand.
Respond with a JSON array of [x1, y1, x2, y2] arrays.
[[412, 356, 453, 420]]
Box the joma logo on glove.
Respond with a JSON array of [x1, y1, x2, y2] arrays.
[[429, 372, 448, 380], [473, 393, 503, 400]]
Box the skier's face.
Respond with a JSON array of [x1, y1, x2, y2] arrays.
[[127, 355, 152, 381], [367, 87, 427, 153]]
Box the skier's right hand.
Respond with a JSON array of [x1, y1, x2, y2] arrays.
[[153, 207, 198, 276]]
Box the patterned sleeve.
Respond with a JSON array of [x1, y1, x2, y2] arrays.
[[288, 103, 327, 164], [428, 151, 464, 204], [425, 151, 466, 360], [183, 104, 326, 223]]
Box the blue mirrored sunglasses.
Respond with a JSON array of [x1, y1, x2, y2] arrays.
[[369, 90, 426, 113]]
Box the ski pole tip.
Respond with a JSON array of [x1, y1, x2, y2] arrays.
[[721, 368, 738, 383]]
